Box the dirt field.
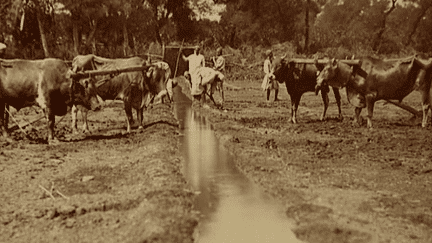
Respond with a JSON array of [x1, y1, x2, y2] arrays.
[[1, 75, 432, 243], [182, 77, 432, 243], [0, 102, 198, 243]]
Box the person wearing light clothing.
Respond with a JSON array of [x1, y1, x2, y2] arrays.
[[261, 49, 279, 102], [182, 46, 206, 96]]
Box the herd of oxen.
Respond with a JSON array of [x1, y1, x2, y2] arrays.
[[0, 53, 431, 144], [271, 54, 432, 129], [0, 54, 175, 144]]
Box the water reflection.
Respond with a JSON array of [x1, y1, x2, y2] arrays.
[[173, 87, 301, 243]]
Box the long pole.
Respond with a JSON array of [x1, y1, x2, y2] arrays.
[[174, 39, 185, 78]]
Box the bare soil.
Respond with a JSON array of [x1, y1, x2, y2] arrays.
[[0, 102, 198, 243], [2, 75, 432, 243], [183, 77, 432, 243]]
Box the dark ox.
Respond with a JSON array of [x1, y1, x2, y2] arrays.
[[316, 56, 432, 128], [271, 57, 342, 123], [0, 58, 101, 144], [71, 55, 171, 133]]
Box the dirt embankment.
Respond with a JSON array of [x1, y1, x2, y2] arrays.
[[0, 103, 198, 243], [184, 77, 432, 243]]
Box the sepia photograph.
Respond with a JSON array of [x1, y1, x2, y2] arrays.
[[0, 0, 432, 242]]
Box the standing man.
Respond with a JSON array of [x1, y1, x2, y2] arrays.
[[212, 47, 225, 73], [261, 49, 279, 102], [182, 45, 206, 97]]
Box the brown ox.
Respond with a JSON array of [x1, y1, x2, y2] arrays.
[[0, 58, 101, 144], [315, 56, 432, 128], [271, 57, 341, 123], [71, 55, 171, 134]]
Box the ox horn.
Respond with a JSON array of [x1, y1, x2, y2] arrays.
[[332, 58, 337, 67]]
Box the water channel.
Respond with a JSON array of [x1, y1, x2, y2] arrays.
[[173, 86, 302, 243]]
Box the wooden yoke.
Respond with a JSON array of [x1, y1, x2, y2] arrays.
[[288, 58, 362, 66], [68, 65, 149, 79]]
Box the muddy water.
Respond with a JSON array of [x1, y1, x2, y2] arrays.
[[173, 87, 301, 243]]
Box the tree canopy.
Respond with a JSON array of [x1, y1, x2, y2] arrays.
[[0, 0, 431, 59]]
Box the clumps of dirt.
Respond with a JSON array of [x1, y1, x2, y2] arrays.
[[237, 116, 289, 129], [286, 204, 333, 223], [0, 103, 198, 243], [262, 138, 277, 149], [293, 223, 372, 243], [286, 204, 372, 243], [55, 165, 127, 195]]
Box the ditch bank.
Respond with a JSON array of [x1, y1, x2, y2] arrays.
[[0, 103, 198, 243], [181, 77, 432, 243]]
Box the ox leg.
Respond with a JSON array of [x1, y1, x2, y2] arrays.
[[320, 89, 329, 121], [81, 108, 90, 133], [291, 95, 301, 124], [353, 107, 362, 127], [420, 87, 431, 128], [333, 87, 342, 120], [365, 93, 376, 129], [137, 108, 144, 130], [71, 105, 79, 134], [45, 109, 58, 144], [4, 104, 9, 131], [0, 102, 7, 138], [124, 102, 133, 133], [219, 82, 224, 107]]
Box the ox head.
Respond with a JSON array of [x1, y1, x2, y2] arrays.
[[413, 56, 432, 91], [315, 58, 356, 95], [272, 55, 298, 84], [69, 75, 101, 111], [145, 64, 170, 104]]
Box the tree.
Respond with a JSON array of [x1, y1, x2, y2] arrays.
[[214, 0, 306, 47], [371, 0, 398, 52]]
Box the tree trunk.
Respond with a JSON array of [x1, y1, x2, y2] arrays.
[[86, 19, 98, 54], [304, 0, 310, 54], [405, 3, 432, 46], [122, 18, 129, 57], [91, 38, 96, 55], [372, 0, 397, 52], [132, 35, 138, 55], [72, 22, 80, 55], [36, 11, 50, 58]]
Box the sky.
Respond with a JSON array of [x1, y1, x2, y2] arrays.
[[189, 0, 226, 22]]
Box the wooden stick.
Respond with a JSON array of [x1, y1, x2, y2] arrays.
[[69, 65, 148, 79], [56, 190, 69, 200], [5, 108, 27, 135], [39, 185, 56, 200], [8, 115, 44, 132], [287, 58, 362, 65], [174, 39, 185, 78]]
